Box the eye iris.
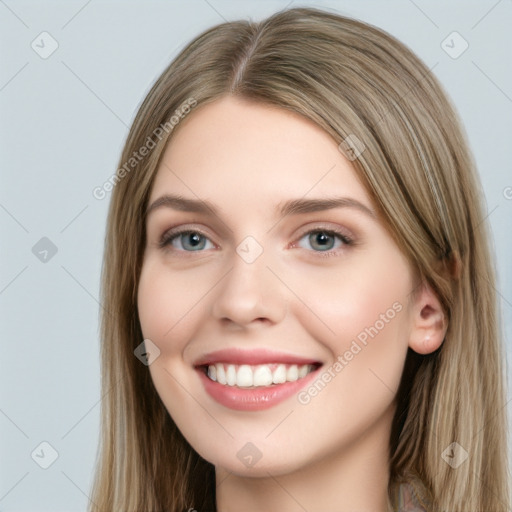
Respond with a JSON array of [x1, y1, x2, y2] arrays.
[[182, 232, 205, 250], [309, 231, 335, 251]]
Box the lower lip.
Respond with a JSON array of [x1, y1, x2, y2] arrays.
[[196, 366, 322, 411]]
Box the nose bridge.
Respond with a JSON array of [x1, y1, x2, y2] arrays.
[[211, 237, 285, 325]]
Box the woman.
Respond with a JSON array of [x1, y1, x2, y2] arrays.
[[90, 7, 510, 511]]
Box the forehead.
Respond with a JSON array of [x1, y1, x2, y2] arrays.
[[150, 96, 371, 209]]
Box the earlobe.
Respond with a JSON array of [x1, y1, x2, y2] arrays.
[[409, 283, 447, 355]]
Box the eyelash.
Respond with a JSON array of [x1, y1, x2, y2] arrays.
[[293, 228, 354, 257], [158, 226, 354, 257]]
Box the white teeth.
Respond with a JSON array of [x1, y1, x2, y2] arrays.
[[236, 365, 253, 387], [205, 363, 317, 387], [216, 363, 226, 385], [286, 365, 299, 382], [226, 364, 237, 386], [207, 365, 217, 381], [272, 364, 287, 384], [298, 364, 309, 378], [252, 365, 273, 386]]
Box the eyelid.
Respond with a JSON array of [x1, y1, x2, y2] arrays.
[[159, 224, 217, 250], [288, 224, 355, 258], [292, 222, 354, 243], [158, 222, 356, 254]]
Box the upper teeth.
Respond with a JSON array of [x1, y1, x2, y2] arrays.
[[206, 363, 315, 388]]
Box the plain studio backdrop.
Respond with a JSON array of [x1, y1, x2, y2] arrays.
[[0, 1, 511, 510]]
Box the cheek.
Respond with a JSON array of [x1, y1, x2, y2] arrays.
[[137, 259, 211, 356], [287, 251, 413, 390], [282, 266, 412, 452], [137, 259, 215, 435]]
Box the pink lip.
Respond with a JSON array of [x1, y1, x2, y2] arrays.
[[193, 347, 322, 367], [196, 365, 322, 411]]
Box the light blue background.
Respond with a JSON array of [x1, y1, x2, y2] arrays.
[[1, 1, 511, 510]]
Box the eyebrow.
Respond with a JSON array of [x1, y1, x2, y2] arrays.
[[145, 194, 376, 219]]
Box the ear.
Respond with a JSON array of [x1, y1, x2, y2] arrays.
[[409, 282, 447, 355]]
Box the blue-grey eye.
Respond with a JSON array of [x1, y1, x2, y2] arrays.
[[298, 230, 345, 251], [169, 231, 214, 251]]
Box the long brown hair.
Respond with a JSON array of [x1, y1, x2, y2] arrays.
[[89, 7, 510, 511]]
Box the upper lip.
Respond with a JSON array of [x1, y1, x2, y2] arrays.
[[193, 348, 323, 367]]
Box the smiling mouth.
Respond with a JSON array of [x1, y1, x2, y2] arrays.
[[198, 362, 323, 388]]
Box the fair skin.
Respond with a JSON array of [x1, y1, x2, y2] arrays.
[[137, 96, 446, 512]]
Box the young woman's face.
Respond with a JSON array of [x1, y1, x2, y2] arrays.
[[138, 96, 416, 476]]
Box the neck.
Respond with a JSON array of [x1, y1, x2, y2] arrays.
[[214, 405, 394, 512]]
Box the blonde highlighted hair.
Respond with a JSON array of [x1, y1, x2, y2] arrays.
[[90, 7, 510, 511]]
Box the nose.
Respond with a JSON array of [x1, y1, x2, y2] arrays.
[[211, 250, 287, 329]]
